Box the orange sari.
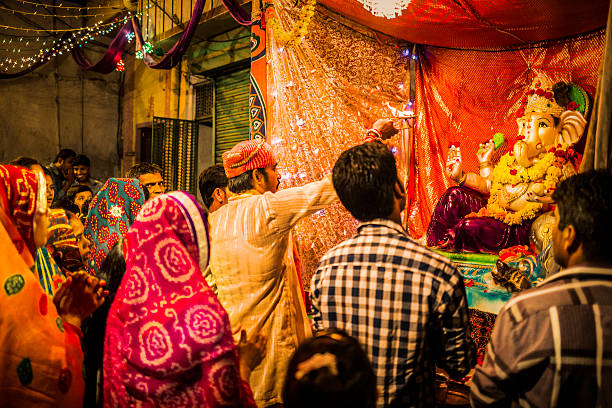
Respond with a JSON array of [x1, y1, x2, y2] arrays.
[[0, 165, 84, 407]]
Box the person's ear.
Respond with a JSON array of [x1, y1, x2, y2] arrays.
[[253, 169, 263, 183], [564, 224, 580, 256], [393, 180, 405, 199], [213, 188, 224, 203]]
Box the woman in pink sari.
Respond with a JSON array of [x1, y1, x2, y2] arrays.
[[104, 191, 259, 407]]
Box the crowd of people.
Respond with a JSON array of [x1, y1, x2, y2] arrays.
[[1, 120, 611, 408]]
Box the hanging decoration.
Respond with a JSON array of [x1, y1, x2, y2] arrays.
[[115, 58, 125, 72], [72, 19, 134, 74], [15, 0, 120, 9], [142, 41, 153, 53], [249, 12, 267, 140], [267, 0, 316, 47], [130, 0, 208, 69], [267, 0, 410, 283], [0, 4, 117, 18], [219, 0, 253, 26], [0, 19, 129, 32], [0, 14, 133, 78], [1, 0, 246, 77], [356, 0, 412, 19]]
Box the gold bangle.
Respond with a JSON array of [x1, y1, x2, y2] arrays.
[[478, 161, 492, 169]]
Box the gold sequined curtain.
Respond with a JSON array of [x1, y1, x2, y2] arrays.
[[267, 0, 411, 287]]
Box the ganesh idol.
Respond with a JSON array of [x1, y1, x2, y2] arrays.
[[427, 73, 589, 254]]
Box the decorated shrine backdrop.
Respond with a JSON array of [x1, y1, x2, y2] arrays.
[[268, 0, 606, 284], [267, 0, 411, 285], [408, 32, 605, 238]]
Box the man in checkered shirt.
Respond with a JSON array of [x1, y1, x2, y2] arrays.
[[470, 170, 612, 407], [310, 142, 473, 407]]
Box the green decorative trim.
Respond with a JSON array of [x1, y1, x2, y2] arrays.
[[432, 249, 499, 265], [568, 83, 589, 116]]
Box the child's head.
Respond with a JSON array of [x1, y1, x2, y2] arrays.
[[283, 328, 376, 408]]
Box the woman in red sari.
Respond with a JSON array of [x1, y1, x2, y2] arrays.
[[104, 191, 261, 407]]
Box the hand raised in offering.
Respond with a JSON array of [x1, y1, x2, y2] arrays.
[[372, 118, 400, 140], [53, 271, 108, 328], [446, 145, 464, 183]]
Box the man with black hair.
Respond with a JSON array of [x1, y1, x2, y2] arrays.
[[209, 139, 337, 406], [67, 185, 93, 214], [311, 142, 473, 407], [198, 164, 229, 213], [71, 154, 103, 196], [471, 170, 612, 407], [209, 120, 399, 406], [47, 148, 76, 202], [125, 162, 166, 201]]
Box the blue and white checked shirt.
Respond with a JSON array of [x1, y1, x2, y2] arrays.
[[310, 219, 473, 407]]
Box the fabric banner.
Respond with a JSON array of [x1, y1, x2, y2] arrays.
[[267, 0, 410, 284], [407, 31, 606, 239], [250, 17, 267, 140]]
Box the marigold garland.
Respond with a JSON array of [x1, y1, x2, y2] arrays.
[[268, 0, 316, 47], [485, 146, 569, 225]]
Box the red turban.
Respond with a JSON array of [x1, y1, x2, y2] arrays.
[[222, 140, 276, 178]]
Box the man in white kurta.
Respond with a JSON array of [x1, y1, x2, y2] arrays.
[[209, 139, 337, 406]]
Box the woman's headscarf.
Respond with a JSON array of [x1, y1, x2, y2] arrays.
[[0, 165, 45, 265], [0, 168, 84, 406], [84, 178, 145, 275], [104, 192, 255, 407], [35, 209, 83, 296], [47, 209, 82, 272]]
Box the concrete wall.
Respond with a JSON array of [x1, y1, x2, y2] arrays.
[[120, 53, 196, 175], [0, 49, 122, 181]]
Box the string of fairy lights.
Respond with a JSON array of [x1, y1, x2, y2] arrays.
[[0, 14, 136, 71], [0, 1, 159, 73]]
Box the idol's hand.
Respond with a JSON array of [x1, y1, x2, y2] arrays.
[[477, 139, 495, 163], [446, 145, 464, 183]]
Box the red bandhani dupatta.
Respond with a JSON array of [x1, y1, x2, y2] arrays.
[[104, 192, 255, 407], [0, 165, 39, 265]]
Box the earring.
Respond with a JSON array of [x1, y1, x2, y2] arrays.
[[536, 142, 543, 150]]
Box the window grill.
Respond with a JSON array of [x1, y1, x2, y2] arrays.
[[152, 117, 199, 194], [195, 81, 214, 120]]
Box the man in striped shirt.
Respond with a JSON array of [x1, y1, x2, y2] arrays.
[[311, 142, 474, 407], [471, 170, 612, 407]]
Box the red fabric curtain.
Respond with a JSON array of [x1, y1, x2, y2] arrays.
[[407, 31, 606, 238], [318, 0, 610, 48]]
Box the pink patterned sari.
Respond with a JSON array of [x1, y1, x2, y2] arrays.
[[103, 192, 255, 407]]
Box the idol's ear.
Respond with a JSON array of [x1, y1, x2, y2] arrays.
[[556, 110, 587, 146]]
